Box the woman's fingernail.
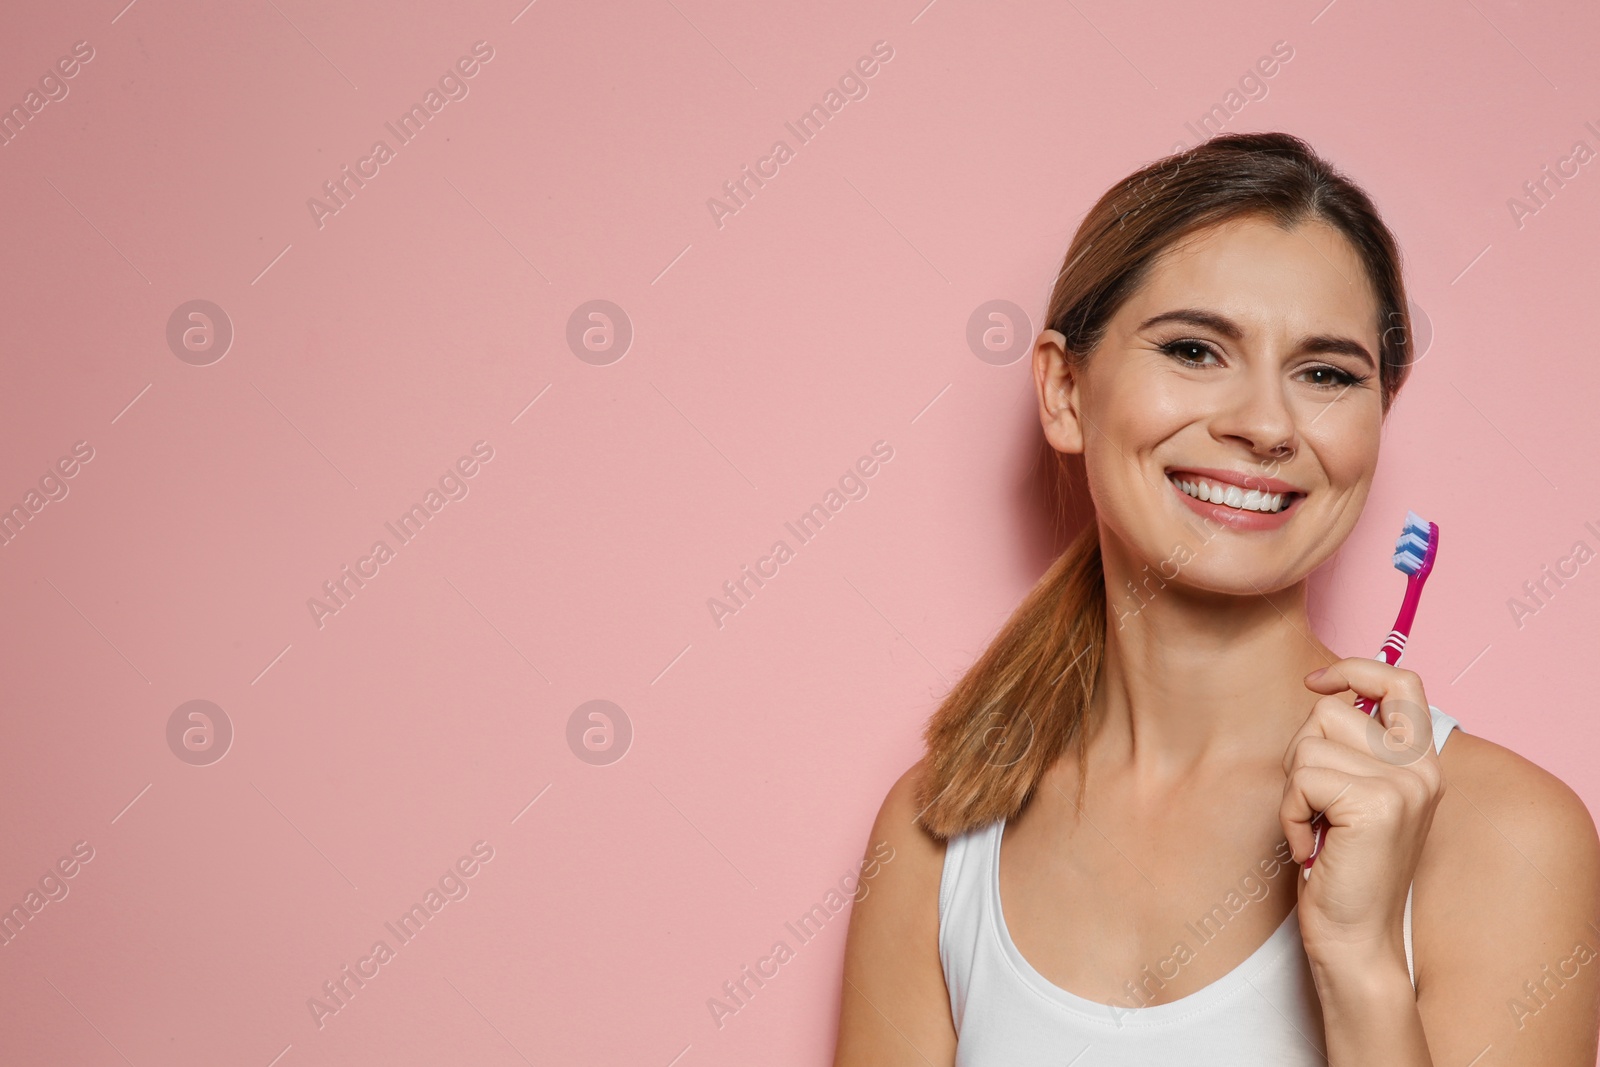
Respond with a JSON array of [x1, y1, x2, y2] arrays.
[[1306, 667, 1328, 681]]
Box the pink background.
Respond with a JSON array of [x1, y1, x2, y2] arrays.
[[2, 0, 1597, 1063]]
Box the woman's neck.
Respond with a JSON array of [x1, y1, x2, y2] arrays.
[[1086, 538, 1339, 788]]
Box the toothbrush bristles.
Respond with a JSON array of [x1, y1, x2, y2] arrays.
[[1392, 509, 1436, 575]]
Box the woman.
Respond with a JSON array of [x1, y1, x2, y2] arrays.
[[832, 132, 1600, 1065]]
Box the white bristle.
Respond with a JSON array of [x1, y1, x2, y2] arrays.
[[1392, 512, 1433, 575]]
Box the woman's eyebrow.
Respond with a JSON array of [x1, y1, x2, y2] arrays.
[[1139, 308, 1243, 339], [1300, 334, 1376, 369], [1138, 307, 1376, 369]]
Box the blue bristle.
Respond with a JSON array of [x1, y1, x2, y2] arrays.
[[1392, 509, 1432, 574]]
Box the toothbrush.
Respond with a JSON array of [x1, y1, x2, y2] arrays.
[[1302, 510, 1440, 875]]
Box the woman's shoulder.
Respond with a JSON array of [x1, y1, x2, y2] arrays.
[[870, 758, 950, 877], [1430, 727, 1598, 862], [833, 759, 957, 1064], [846, 757, 952, 948], [1418, 725, 1600, 969]]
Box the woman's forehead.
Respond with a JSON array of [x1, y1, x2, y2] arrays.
[[1125, 215, 1382, 341]]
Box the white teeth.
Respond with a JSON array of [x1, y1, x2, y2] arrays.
[[1170, 475, 1290, 513]]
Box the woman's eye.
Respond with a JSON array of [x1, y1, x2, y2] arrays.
[[1161, 340, 1217, 366], [1303, 365, 1357, 389]]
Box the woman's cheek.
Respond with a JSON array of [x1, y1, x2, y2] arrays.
[[1303, 406, 1381, 489]]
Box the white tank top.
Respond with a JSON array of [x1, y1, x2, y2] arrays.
[[938, 705, 1460, 1065]]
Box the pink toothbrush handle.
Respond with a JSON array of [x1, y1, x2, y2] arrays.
[[1303, 578, 1424, 871]]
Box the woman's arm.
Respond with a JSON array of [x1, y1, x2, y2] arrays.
[[832, 759, 958, 1067], [1412, 732, 1600, 1065], [1283, 659, 1600, 1065], [1306, 736, 1600, 1066]]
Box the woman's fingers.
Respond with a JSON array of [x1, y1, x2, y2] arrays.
[[1304, 658, 1427, 712], [1279, 660, 1446, 866], [1299, 659, 1439, 771], [1284, 733, 1379, 778], [1279, 763, 1384, 862], [1280, 731, 1405, 860], [1281, 695, 1397, 776]]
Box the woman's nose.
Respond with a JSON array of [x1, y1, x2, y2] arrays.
[[1213, 370, 1299, 457]]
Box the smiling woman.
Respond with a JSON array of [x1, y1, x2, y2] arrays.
[[831, 133, 1600, 1066]]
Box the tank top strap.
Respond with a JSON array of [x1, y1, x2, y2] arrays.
[[937, 817, 1002, 1031], [1428, 704, 1461, 756], [1403, 705, 1461, 989]]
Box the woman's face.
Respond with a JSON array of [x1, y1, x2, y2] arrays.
[[1036, 213, 1388, 594]]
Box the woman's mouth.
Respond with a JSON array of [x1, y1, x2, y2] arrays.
[[1164, 470, 1305, 530], [1168, 474, 1293, 513]]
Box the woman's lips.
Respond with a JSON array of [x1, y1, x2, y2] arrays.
[[1163, 465, 1304, 496], [1167, 472, 1301, 530]]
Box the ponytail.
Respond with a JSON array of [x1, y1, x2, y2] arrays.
[[915, 522, 1105, 838]]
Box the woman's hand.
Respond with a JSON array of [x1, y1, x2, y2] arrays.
[[1279, 657, 1446, 970]]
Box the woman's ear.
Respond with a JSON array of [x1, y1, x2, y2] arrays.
[[1034, 329, 1085, 455]]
